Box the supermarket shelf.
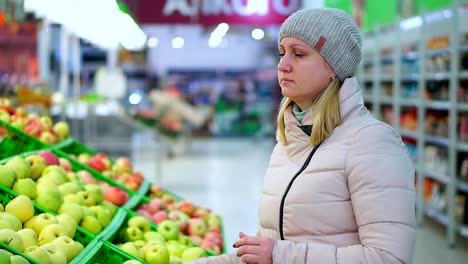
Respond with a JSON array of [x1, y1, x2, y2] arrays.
[[400, 129, 419, 139], [380, 74, 394, 81], [458, 180, 468, 193], [457, 103, 468, 111], [402, 51, 418, 60], [380, 96, 393, 104], [423, 167, 450, 184], [457, 142, 468, 152], [460, 70, 468, 79], [425, 72, 451, 80], [426, 48, 450, 57], [424, 100, 451, 110], [425, 135, 449, 146], [401, 73, 419, 81], [400, 98, 421, 106], [425, 208, 448, 226]]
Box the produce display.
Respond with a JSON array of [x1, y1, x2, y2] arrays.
[[0, 102, 225, 263]]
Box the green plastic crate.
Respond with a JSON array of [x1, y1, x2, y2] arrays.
[[0, 119, 48, 160], [72, 239, 145, 264], [0, 186, 97, 264], [144, 183, 184, 203], [53, 138, 152, 197], [0, 242, 41, 264]]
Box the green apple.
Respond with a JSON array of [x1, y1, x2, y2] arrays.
[[0, 203, 3, 212], [144, 231, 166, 243], [10, 255, 30, 264], [5, 195, 34, 223], [53, 236, 80, 262], [65, 172, 84, 186], [170, 255, 184, 264], [0, 219, 12, 229], [63, 194, 85, 205], [53, 121, 70, 141], [25, 213, 58, 235], [77, 191, 96, 207], [0, 249, 13, 257], [57, 202, 83, 224], [0, 212, 22, 231], [133, 240, 146, 255], [0, 164, 17, 188], [101, 200, 116, 215], [128, 216, 151, 233], [0, 229, 24, 251], [25, 155, 47, 180], [122, 226, 144, 242], [90, 205, 112, 227], [38, 171, 66, 186], [120, 242, 142, 259], [42, 165, 68, 180], [12, 178, 37, 199], [81, 206, 96, 218], [166, 242, 186, 257], [123, 260, 141, 264], [24, 246, 51, 263], [178, 235, 193, 247], [40, 243, 67, 264], [17, 228, 38, 248], [38, 224, 68, 246], [5, 156, 31, 179], [157, 220, 179, 241], [144, 243, 170, 264], [74, 241, 84, 255], [85, 184, 104, 204], [35, 185, 63, 213], [0, 250, 11, 264], [39, 116, 53, 130], [56, 214, 78, 238], [181, 247, 207, 262], [80, 216, 102, 235], [58, 182, 82, 197], [141, 240, 164, 253]]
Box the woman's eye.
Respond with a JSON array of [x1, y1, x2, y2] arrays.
[[278, 53, 285, 57], [295, 53, 304, 57]]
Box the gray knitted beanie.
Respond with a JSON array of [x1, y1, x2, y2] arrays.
[[279, 8, 361, 82]]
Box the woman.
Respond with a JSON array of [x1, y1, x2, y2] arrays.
[[192, 8, 416, 264]]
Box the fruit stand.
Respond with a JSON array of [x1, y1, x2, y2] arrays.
[[0, 99, 226, 263]]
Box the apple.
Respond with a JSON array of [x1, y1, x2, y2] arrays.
[[189, 235, 203, 246], [0, 108, 10, 122], [193, 208, 210, 219], [178, 235, 194, 247], [39, 116, 53, 130], [168, 210, 189, 233], [58, 158, 72, 172], [38, 151, 59, 166], [5, 195, 34, 223], [12, 178, 37, 199], [58, 181, 83, 197], [63, 194, 85, 206], [201, 239, 221, 255], [88, 156, 106, 172], [77, 191, 96, 207], [161, 194, 174, 205], [120, 242, 142, 259], [81, 206, 96, 218], [65, 172, 84, 185], [85, 184, 104, 204], [40, 131, 56, 144], [25, 122, 42, 137], [0, 212, 22, 231], [144, 243, 170, 264], [56, 214, 78, 238], [0, 164, 17, 188], [0, 204, 3, 212], [136, 209, 152, 219], [181, 247, 207, 262], [149, 198, 166, 213], [151, 211, 168, 224], [0, 218, 12, 229], [76, 170, 96, 184], [113, 157, 133, 173], [0, 229, 24, 251], [40, 243, 67, 264], [101, 200, 117, 216], [128, 216, 151, 233], [5, 156, 31, 179], [53, 236, 80, 262], [77, 153, 92, 164], [10, 255, 30, 264], [125, 179, 139, 191], [166, 242, 185, 257], [17, 228, 38, 248], [42, 165, 67, 183], [123, 260, 141, 264], [25, 213, 58, 235], [203, 232, 223, 248], [104, 187, 129, 206], [144, 231, 166, 243], [38, 224, 68, 246], [157, 220, 179, 241], [80, 216, 102, 235], [23, 246, 51, 263], [188, 218, 207, 237], [35, 185, 63, 212], [90, 205, 112, 227], [24, 155, 47, 180], [206, 213, 222, 233], [53, 121, 69, 141], [176, 201, 195, 217], [10, 118, 28, 130], [122, 226, 144, 242], [150, 185, 164, 198], [169, 256, 184, 264]]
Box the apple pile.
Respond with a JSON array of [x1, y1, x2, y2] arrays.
[[0, 249, 32, 264], [0, 195, 85, 263], [0, 151, 121, 235], [69, 152, 145, 191], [0, 98, 70, 144], [135, 196, 224, 255], [115, 215, 207, 263]]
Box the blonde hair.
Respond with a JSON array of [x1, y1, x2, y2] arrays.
[[276, 78, 342, 145]]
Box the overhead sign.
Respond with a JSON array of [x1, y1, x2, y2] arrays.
[[136, 0, 301, 25]]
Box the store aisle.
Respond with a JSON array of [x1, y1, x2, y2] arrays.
[[136, 138, 468, 263]]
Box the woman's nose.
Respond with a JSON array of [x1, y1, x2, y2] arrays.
[[277, 57, 292, 72]]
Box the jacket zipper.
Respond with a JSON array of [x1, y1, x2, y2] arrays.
[[279, 142, 322, 240]]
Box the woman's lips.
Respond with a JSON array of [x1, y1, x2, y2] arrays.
[[281, 78, 293, 83]]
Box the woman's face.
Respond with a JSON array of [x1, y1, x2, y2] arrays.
[[277, 37, 336, 109]]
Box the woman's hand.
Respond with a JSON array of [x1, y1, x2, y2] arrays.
[[233, 232, 275, 264]]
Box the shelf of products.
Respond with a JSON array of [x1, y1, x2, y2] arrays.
[[358, 2, 468, 247]]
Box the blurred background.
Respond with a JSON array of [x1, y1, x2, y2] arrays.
[[1, 0, 468, 263]]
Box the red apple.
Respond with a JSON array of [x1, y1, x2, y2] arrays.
[[188, 218, 207, 237], [77, 170, 97, 184], [113, 157, 133, 173], [38, 151, 60, 165], [151, 211, 168, 224], [103, 187, 129, 206], [176, 201, 195, 217], [162, 194, 174, 205], [201, 239, 221, 255], [193, 208, 210, 219], [204, 232, 223, 248], [137, 209, 152, 219], [125, 178, 139, 190], [168, 210, 190, 233], [59, 158, 72, 172], [189, 235, 203, 245], [148, 198, 166, 214], [150, 185, 164, 198], [88, 156, 106, 172]]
